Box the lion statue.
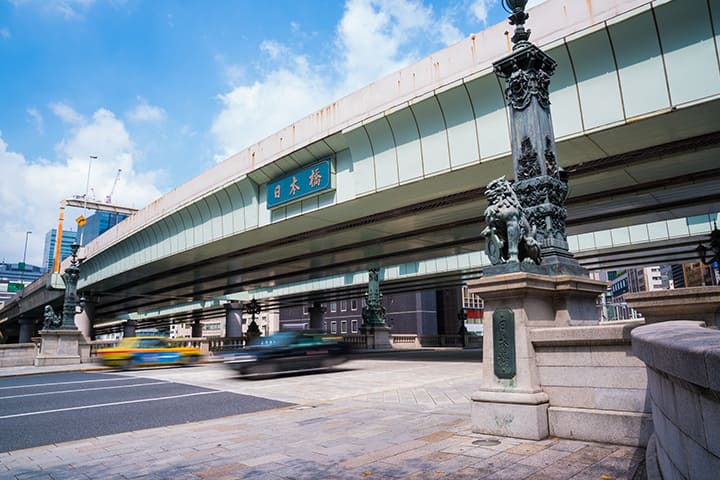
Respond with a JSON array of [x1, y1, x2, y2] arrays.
[[481, 176, 542, 265], [43, 305, 62, 330]]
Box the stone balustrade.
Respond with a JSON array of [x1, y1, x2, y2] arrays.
[[631, 320, 720, 479], [0, 342, 38, 367], [530, 319, 652, 447]]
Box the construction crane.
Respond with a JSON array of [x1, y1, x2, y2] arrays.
[[105, 168, 122, 203]]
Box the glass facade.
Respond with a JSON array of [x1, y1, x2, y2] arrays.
[[42, 229, 78, 272]]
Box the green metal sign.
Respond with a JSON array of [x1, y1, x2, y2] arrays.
[[7, 282, 24, 293], [267, 159, 334, 209], [493, 308, 516, 379]]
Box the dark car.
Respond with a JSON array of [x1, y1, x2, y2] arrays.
[[224, 331, 349, 376]]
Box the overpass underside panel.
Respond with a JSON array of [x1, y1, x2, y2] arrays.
[[436, 85, 479, 169], [656, 0, 720, 105], [609, 8, 669, 118], [569, 25, 625, 130], [412, 96, 451, 175], [387, 108, 424, 184], [365, 116, 399, 190], [465, 73, 510, 159]]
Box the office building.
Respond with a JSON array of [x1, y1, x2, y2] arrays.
[[81, 211, 128, 244], [42, 229, 78, 272]]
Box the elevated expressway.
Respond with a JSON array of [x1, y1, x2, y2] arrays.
[[2, 0, 719, 336]]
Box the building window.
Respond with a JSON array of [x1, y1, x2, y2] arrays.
[[330, 321, 337, 334], [340, 300, 347, 312], [330, 302, 337, 313], [303, 304, 308, 315], [351, 299, 358, 311], [351, 319, 358, 333], [341, 320, 348, 334]]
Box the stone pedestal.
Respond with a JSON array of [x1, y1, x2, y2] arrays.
[[624, 286, 720, 327], [469, 272, 606, 440], [35, 329, 85, 366], [362, 326, 393, 350]]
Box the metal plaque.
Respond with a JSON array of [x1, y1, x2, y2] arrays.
[[493, 308, 516, 379], [267, 159, 334, 209]]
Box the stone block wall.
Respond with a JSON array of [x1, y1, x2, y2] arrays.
[[531, 319, 653, 447], [632, 321, 720, 479], [0, 343, 37, 367]]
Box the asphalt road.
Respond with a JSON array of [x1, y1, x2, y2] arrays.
[[0, 369, 292, 452]]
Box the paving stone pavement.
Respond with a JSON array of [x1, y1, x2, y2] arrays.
[[0, 351, 646, 479]]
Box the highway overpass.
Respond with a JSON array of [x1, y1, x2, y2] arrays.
[[2, 0, 719, 337]]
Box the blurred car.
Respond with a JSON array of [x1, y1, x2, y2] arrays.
[[97, 336, 203, 369], [224, 331, 349, 376]]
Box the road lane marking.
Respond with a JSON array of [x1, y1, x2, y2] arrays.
[[0, 376, 134, 390], [0, 381, 167, 400], [0, 391, 222, 419]]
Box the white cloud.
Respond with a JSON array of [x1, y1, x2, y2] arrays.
[[335, 0, 435, 93], [127, 98, 166, 123], [0, 28, 10, 39], [470, 0, 493, 25], [214, 53, 245, 86], [211, 0, 466, 161], [10, 0, 96, 20], [50, 102, 85, 125], [26, 107, 44, 133], [211, 56, 332, 161], [0, 110, 163, 266], [260, 40, 290, 60]]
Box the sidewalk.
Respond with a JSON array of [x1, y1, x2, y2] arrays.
[[0, 356, 646, 479]]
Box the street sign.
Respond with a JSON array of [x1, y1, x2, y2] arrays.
[[8, 282, 24, 292], [267, 159, 334, 209], [76, 215, 87, 227]]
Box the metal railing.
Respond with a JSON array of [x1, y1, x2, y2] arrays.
[[598, 302, 643, 322]]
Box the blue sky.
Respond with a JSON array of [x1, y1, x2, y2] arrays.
[[0, 0, 543, 267]]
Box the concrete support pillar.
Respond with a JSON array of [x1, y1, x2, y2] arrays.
[[123, 319, 137, 338], [308, 302, 326, 330], [224, 303, 244, 337], [191, 312, 203, 338], [74, 300, 95, 340], [18, 316, 35, 343]]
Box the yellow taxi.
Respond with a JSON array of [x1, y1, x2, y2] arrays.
[[97, 336, 202, 369]]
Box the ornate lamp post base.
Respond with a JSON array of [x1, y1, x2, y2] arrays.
[[359, 269, 393, 350], [35, 329, 87, 366]]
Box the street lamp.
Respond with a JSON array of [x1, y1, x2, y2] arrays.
[[43, 242, 84, 330], [244, 298, 261, 337], [501, 0, 530, 49], [19, 231, 31, 283]]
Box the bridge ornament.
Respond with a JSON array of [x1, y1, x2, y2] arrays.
[[481, 176, 541, 266], [361, 268, 387, 330], [485, 0, 586, 277], [43, 243, 85, 330], [243, 298, 262, 337]]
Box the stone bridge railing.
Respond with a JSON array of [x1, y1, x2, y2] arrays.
[[2, 332, 484, 368], [631, 320, 720, 479]]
